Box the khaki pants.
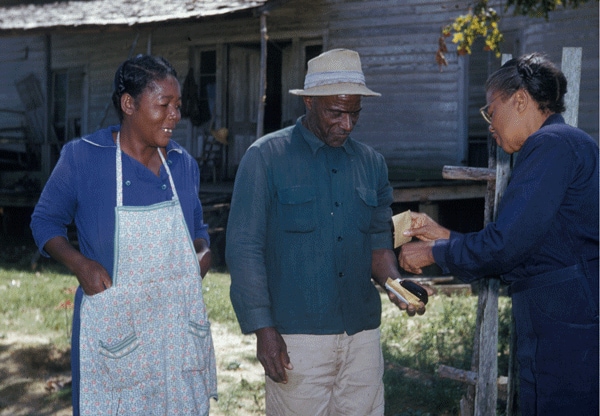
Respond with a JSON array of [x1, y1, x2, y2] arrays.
[[265, 328, 384, 416]]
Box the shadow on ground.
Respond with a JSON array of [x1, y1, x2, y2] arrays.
[[0, 340, 72, 416]]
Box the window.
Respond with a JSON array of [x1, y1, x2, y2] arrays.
[[199, 50, 217, 124]]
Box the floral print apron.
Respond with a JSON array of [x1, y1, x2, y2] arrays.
[[79, 134, 217, 415]]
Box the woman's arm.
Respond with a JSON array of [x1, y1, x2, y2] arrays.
[[44, 236, 112, 295]]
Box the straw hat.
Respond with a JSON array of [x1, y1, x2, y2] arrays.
[[289, 48, 380, 97]]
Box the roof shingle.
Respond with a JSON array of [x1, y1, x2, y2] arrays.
[[0, 0, 269, 31]]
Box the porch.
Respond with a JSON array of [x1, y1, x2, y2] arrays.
[[200, 176, 486, 269]]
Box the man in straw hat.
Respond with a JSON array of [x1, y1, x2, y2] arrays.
[[226, 48, 431, 415]]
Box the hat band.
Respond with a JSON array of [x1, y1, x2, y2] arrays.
[[304, 70, 366, 89]]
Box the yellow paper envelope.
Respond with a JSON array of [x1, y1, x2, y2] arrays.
[[392, 210, 412, 248]]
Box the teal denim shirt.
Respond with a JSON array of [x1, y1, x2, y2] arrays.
[[226, 118, 393, 335]]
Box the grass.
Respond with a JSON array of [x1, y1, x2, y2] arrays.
[[0, 242, 78, 348], [214, 375, 265, 415], [192, 273, 514, 415], [0, 238, 513, 415], [202, 271, 240, 331], [380, 291, 512, 415], [202, 272, 267, 415]]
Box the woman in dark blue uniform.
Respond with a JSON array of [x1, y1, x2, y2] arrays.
[[399, 52, 599, 415]]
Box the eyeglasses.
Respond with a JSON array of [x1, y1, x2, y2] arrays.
[[479, 104, 493, 125], [479, 95, 501, 125]]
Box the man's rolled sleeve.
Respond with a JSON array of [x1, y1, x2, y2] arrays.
[[231, 305, 274, 335]]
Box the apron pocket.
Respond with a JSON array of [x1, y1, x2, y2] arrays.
[[85, 289, 155, 390], [99, 332, 140, 359], [98, 332, 155, 389], [183, 320, 217, 409], [186, 321, 211, 371]]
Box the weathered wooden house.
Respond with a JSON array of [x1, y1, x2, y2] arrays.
[[0, 0, 597, 237]]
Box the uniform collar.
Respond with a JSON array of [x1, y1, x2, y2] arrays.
[[540, 113, 565, 128]]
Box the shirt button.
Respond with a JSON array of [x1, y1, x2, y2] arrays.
[[337, 236, 343, 242], [161, 184, 167, 190], [332, 169, 338, 173], [338, 272, 344, 277], [334, 201, 340, 207], [167, 159, 173, 165], [125, 180, 131, 186]]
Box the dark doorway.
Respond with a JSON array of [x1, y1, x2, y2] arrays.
[[263, 42, 322, 134], [264, 42, 283, 134]]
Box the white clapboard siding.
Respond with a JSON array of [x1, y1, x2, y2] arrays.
[[0, 0, 596, 183]]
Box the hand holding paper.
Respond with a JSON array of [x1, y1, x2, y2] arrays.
[[401, 211, 451, 242]]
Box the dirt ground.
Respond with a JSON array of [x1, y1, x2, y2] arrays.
[[0, 322, 263, 416]]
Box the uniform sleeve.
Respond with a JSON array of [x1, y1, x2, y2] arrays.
[[30, 143, 78, 257], [433, 137, 574, 281], [226, 146, 273, 334]]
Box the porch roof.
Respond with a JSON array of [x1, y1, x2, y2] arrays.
[[0, 0, 272, 32]]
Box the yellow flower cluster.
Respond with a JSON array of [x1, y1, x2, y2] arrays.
[[442, 4, 504, 57]]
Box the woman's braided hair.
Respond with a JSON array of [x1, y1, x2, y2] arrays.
[[485, 52, 567, 114], [111, 54, 178, 122]]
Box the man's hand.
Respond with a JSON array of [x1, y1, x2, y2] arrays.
[[385, 281, 433, 316], [404, 212, 451, 242], [255, 327, 293, 383], [371, 248, 433, 316]]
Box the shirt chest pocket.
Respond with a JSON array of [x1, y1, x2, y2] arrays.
[[277, 186, 317, 233], [355, 187, 378, 233]]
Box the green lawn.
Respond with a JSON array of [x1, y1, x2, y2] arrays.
[[0, 240, 512, 415]]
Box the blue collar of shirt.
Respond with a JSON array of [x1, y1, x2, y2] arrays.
[[295, 117, 356, 156], [541, 113, 565, 128], [81, 124, 183, 156]]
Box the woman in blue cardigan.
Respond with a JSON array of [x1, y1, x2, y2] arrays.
[[31, 55, 217, 415]]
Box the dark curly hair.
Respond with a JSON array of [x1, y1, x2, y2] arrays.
[[111, 54, 178, 122], [485, 52, 567, 114]]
